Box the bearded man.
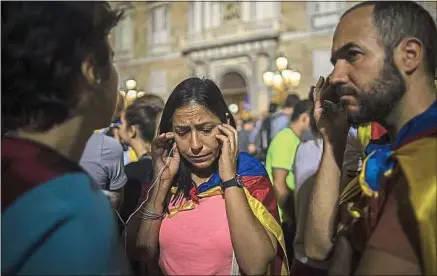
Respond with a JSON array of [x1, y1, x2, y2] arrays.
[[303, 1, 436, 275]]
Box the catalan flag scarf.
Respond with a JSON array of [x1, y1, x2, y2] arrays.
[[359, 100, 437, 275], [168, 152, 289, 275]]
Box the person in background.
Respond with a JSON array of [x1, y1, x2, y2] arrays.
[[116, 97, 163, 275], [305, 1, 437, 275], [95, 94, 133, 167], [291, 88, 361, 274], [105, 116, 137, 164], [105, 118, 123, 141], [121, 93, 165, 166], [292, 94, 386, 276], [136, 77, 288, 275], [238, 117, 257, 155], [255, 102, 278, 161], [265, 99, 313, 265], [270, 94, 300, 139], [256, 95, 300, 162], [1, 2, 129, 274], [80, 132, 127, 209], [117, 99, 162, 222], [291, 87, 327, 275]]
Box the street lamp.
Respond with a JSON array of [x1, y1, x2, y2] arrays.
[[263, 55, 301, 103], [119, 78, 146, 107]]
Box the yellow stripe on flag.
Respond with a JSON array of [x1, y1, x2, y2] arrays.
[[243, 187, 289, 275]]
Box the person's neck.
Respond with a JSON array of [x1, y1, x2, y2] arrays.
[[16, 116, 94, 163], [382, 80, 436, 139], [290, 123, 304, 139], [130, 139, 151, 159], [191, 166, 215, 187]]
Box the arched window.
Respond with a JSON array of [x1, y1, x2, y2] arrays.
[[220, 72, 248, 108]]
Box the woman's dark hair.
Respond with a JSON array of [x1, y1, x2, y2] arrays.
[[125, 97, 163, 143], [2, 2, 122, 132], [159, 77, 236, 203]]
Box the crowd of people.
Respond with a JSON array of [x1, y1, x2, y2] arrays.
[[2, 1, 436, 275]]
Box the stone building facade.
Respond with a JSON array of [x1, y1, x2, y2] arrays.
[[112, 1, 436, 116]]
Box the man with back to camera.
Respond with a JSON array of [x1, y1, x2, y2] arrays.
[[304, 1, 437, 275], [1, 2, 130, 274], [265, 99, 313, 265], [80, 131, 128, 209]]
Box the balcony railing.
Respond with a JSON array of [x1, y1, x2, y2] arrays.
[[180, 19, 281, 50]]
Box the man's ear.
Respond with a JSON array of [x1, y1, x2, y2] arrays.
[[299, 113, 308, 124], [394, 37, 423, 76], [81, 56, 101, 85]]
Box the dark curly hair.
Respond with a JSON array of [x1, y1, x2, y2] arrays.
[[2, 2, 123, 132]]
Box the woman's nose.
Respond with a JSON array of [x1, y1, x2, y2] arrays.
[[190, 132, 202, 154]]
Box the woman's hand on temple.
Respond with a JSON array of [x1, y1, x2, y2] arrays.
[[151, 132, 180, 194], [216, 124, 238, 182]]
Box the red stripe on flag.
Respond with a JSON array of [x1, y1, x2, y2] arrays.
[[371, 122, 387, 140], [241, 175, 280, 222], [241, 175, 286, 275]]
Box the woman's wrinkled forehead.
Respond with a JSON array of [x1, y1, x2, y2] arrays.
[[172, 103, 221, 127]]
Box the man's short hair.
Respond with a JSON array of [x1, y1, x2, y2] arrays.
[[284, 94, 301, 108], [291, 100, 313, 122], [2, 2, 122, 132], [342, 1, 437, 77]]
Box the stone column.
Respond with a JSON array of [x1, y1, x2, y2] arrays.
[[255, 53, 272, 115], [248, 53, 260, 115]]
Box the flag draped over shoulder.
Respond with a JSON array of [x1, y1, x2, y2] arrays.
[[395, 131, 436, 275], [168, 152, 289, 275], [237, 153, 289, 275], [391, 103, 437, 276], [358, 101, 437, 275]]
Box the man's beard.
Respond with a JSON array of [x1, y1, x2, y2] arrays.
[[341, 57, 406, 126]]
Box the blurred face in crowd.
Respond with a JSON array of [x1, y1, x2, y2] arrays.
[[118, 112, 131, 145], [297, 113, 311, 133], [243, 120, 254, 132], [330, 5, 405, 125], [172, 103, 222, 171]]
